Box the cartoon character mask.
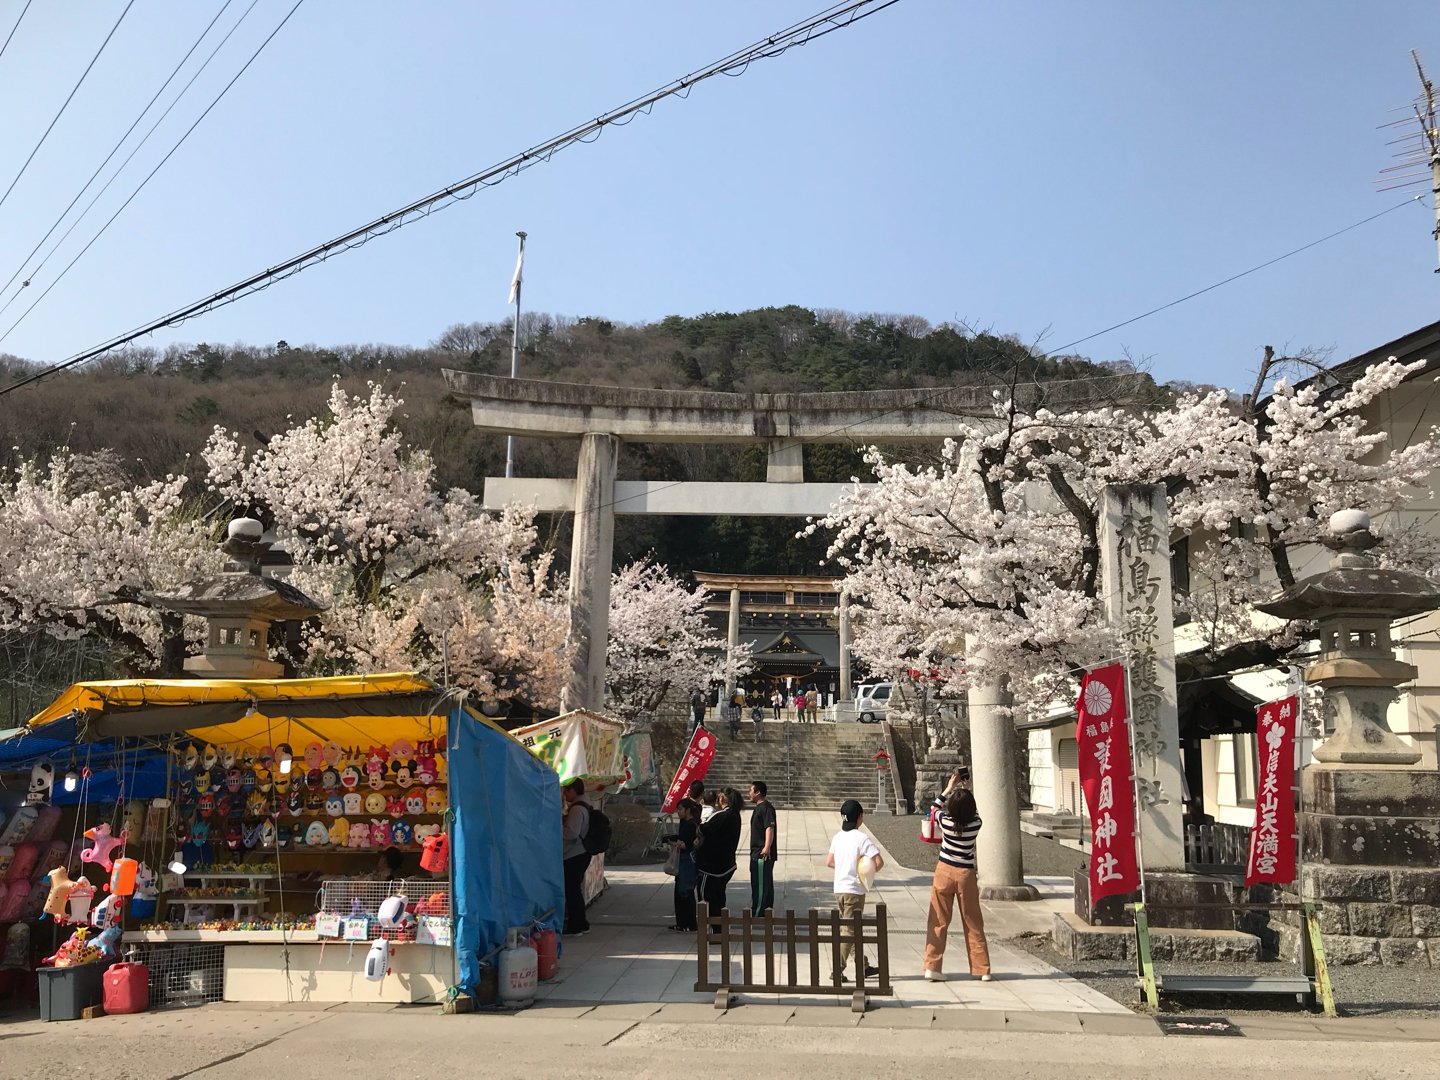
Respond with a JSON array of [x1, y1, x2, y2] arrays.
[[287, 789, 305, 816], [303, 743, 324, 771], [364, 792, 387, 815], [305, 768, 322, 790], [225, 769, 243, 794], [241, 822, 262, 849], [386, 794, 406, 816], [198, 793, 215, 818], [321, 768, 340, 791], [246, 791, 267, 817], [390, 739, 414, 762], [321, 741, 343, 766], [325, 795, 344, 817], [328, 817, 349, 846], [304, 821, 329, 846], [340, 766, 361, 790], [371, 819, 391, 846], [215, 795, 234, 820], [241, 770, 257, 793], [391, 820, 413, 846], [392, 762, 415, 789], [305, 791, 324, 813], [276, 824, 293, 849], [343, 792, 362, 816], [425, 787, 445, 814], [405, 793, 425, 815], [225, 824, 243, 851], [194, 770, 212, 795]]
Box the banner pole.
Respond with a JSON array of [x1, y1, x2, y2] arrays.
[[1292, 668, 1305, 900], [1121, 658, 1149, 911]]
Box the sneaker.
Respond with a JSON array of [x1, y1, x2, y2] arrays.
[[922, 969, 944, 982], [979, 974, 993, 982]]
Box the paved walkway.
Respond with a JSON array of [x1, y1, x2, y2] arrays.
[[540, 810, 1127, 1013]]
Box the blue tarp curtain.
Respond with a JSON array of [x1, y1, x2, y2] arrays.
[[0, 723, 169, 805], [449, 703, 563, 993]]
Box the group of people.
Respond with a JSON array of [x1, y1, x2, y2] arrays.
[[687, 686, 827, 736], [661, 766, 991, 983], [665, 778, 777, 932]]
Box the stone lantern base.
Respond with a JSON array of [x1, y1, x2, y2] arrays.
[[1287, 766, 1440, 967]]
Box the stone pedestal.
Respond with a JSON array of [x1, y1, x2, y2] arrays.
[[1291, 766, 1440, 968], [1073, 869, 1241, 931]]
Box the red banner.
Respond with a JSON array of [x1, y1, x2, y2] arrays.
[[1246, 695, 1299, 886], [661, 725, 717, 813], [1076, 662, 1140, 900]]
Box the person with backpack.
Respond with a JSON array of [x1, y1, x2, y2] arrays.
[[561, 778, 597, 936], [750, 700, 765, 742]]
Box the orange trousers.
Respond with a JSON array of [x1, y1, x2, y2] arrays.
[[923, 862, 990, 976]]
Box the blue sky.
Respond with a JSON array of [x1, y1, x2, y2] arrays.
[[0, 1, 1435, 391]]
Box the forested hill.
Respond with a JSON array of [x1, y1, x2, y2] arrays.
[[0, 306, 1158, 574]]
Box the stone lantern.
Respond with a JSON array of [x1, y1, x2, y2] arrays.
[[146, 518, 326, 679], [1257, 509, 1440, 766]]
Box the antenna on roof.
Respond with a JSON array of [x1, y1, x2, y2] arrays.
[[1377, 50, 1440, 271]]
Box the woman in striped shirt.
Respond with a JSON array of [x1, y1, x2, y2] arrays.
[[923, 770, 992, 981]]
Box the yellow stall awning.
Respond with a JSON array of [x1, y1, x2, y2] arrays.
[[26, 672, 467, 749]]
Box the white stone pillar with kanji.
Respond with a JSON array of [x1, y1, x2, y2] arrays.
[[1098, 484, 1187, 870]]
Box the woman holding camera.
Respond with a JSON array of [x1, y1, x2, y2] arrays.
[[922, 768, 991, 982]]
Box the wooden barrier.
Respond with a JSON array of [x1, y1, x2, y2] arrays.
[[694, 902, 893, 1012]]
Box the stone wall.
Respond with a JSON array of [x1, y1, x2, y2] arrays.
[[1280, 767, 1440, 968]]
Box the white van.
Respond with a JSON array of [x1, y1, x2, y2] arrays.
[[854, 682, 893, 724]]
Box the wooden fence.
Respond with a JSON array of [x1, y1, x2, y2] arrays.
[[1184, 821, 1250, 873], [694, 902, 893, 1012]]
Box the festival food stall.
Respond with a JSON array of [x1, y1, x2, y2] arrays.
[[12, 672, 562, 1007]]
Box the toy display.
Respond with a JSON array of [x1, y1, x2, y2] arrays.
[[41, 926, 101, 968], [66, 877, 96, 923], [41, 867, 75, 920]]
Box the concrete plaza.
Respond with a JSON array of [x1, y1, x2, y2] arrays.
[[539, 808, 1127, 1013]]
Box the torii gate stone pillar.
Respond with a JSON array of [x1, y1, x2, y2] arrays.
[[562, 433, 619, 713], [1098, 484, 1187, 871]]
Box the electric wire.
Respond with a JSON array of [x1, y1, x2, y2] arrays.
[[0, 0, 300, 345], [0, 0, 900, 392], [0, 0, 238, 309], [0, 0, 137, 215], [0, 0, 33, 67]]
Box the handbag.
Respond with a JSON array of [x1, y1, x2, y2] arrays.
[[920, 805, 942, 845], [662, 844, 679, 877]]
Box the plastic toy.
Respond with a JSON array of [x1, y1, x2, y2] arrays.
[[90, 892, 119, 927], [28, 759, 54, 803], [225, 768, 243, 794], [198, 793, 215, 818], [276, 824, 293, 849], [224, 824, 243, 852], [220, 746, 236, 770], [405, 793, 425, 815], [241, 822, 262, 849], [42, 926, 101, 967], [304, 821, 329, 846], [415, 741, 438, 786], [41, 866, 75, 920], [386, 794, 406, 816], [425, 787, 445, 814], [286, 789, 305, 816], [328, 817, 349, 847], [391, 820, 413, 846], [390, 738, 414, 762], [215, 794, 235, 819], [364, 937, 390, 981], [3, 841, 38, 882], [259, 820, 276, 849], [391, 761, 416, 789], [241, 769, 258, 793], [321, 768, 340, 790], [121, 800, 146, 841], [370, 819, 391, 847], [364, 792, 386, 815], [0, 805, 38, 846], [340, 765, 361, 790], [246, 791, 267, 817], [347, 821, 371, 848], [414, 822, 441, 843], [94, 925, 123, 962], [320, 740, 342, 766], [420, 832, 449, 873], [81, 823, 127, 872], [365, 747, 388, 788], [194, 769, 213, 795], [325, 795, 344, 817], [306, 791, 325, 813], [67, 876, 96, 921]]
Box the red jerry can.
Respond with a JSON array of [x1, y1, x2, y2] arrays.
[[419, 832, 449, 874], [531, 928, 558, 981], [102, 962, 149, 1014]]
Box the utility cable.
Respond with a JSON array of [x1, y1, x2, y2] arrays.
[[0, 0, 136, 215], [0, 0, 900, 392], [0, 0, 33, 68], [0, 0, 300, 345], [0, 0, 237, 308]]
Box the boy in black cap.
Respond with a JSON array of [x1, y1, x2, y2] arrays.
[[825, 799, 884, 980]]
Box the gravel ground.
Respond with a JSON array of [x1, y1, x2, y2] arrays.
[[865, 814, 1440, 1019]]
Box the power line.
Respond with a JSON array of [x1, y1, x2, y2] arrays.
[[0, 0, 901, 393], [0, 0, 299, 346], [0, 0, 238, 308], [0, 0, 33, 67], [0, 0, 137, 215]]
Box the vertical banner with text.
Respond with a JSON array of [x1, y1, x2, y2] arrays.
[[1077, 662, 1141, 900], [662, 726, 717, 813], [1245, 695, 1299, 887]]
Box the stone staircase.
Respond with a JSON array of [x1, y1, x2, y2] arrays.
[[648, 719, 894, 811]]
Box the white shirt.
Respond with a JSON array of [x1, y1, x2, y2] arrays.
[[829, 828, 881, 895]]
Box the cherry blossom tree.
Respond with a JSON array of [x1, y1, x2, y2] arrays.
[[814, 358, 1440, 717], [605, 558, 752, 727], [0, 450, 218, 675], [203, 381, 570, 707]]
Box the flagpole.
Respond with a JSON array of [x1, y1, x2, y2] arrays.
[[1292, 667, 1306, 900], [1121, 658, 1149, 910], [505, 230, 526, 479]]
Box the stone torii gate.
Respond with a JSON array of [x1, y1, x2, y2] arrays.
[[442, 370, 989, 713]]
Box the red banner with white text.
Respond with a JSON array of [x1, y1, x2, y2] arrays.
[[1245, 695, 1299, 886], [1076, 662, 1140, 900], [661, 725, 717, 813]]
